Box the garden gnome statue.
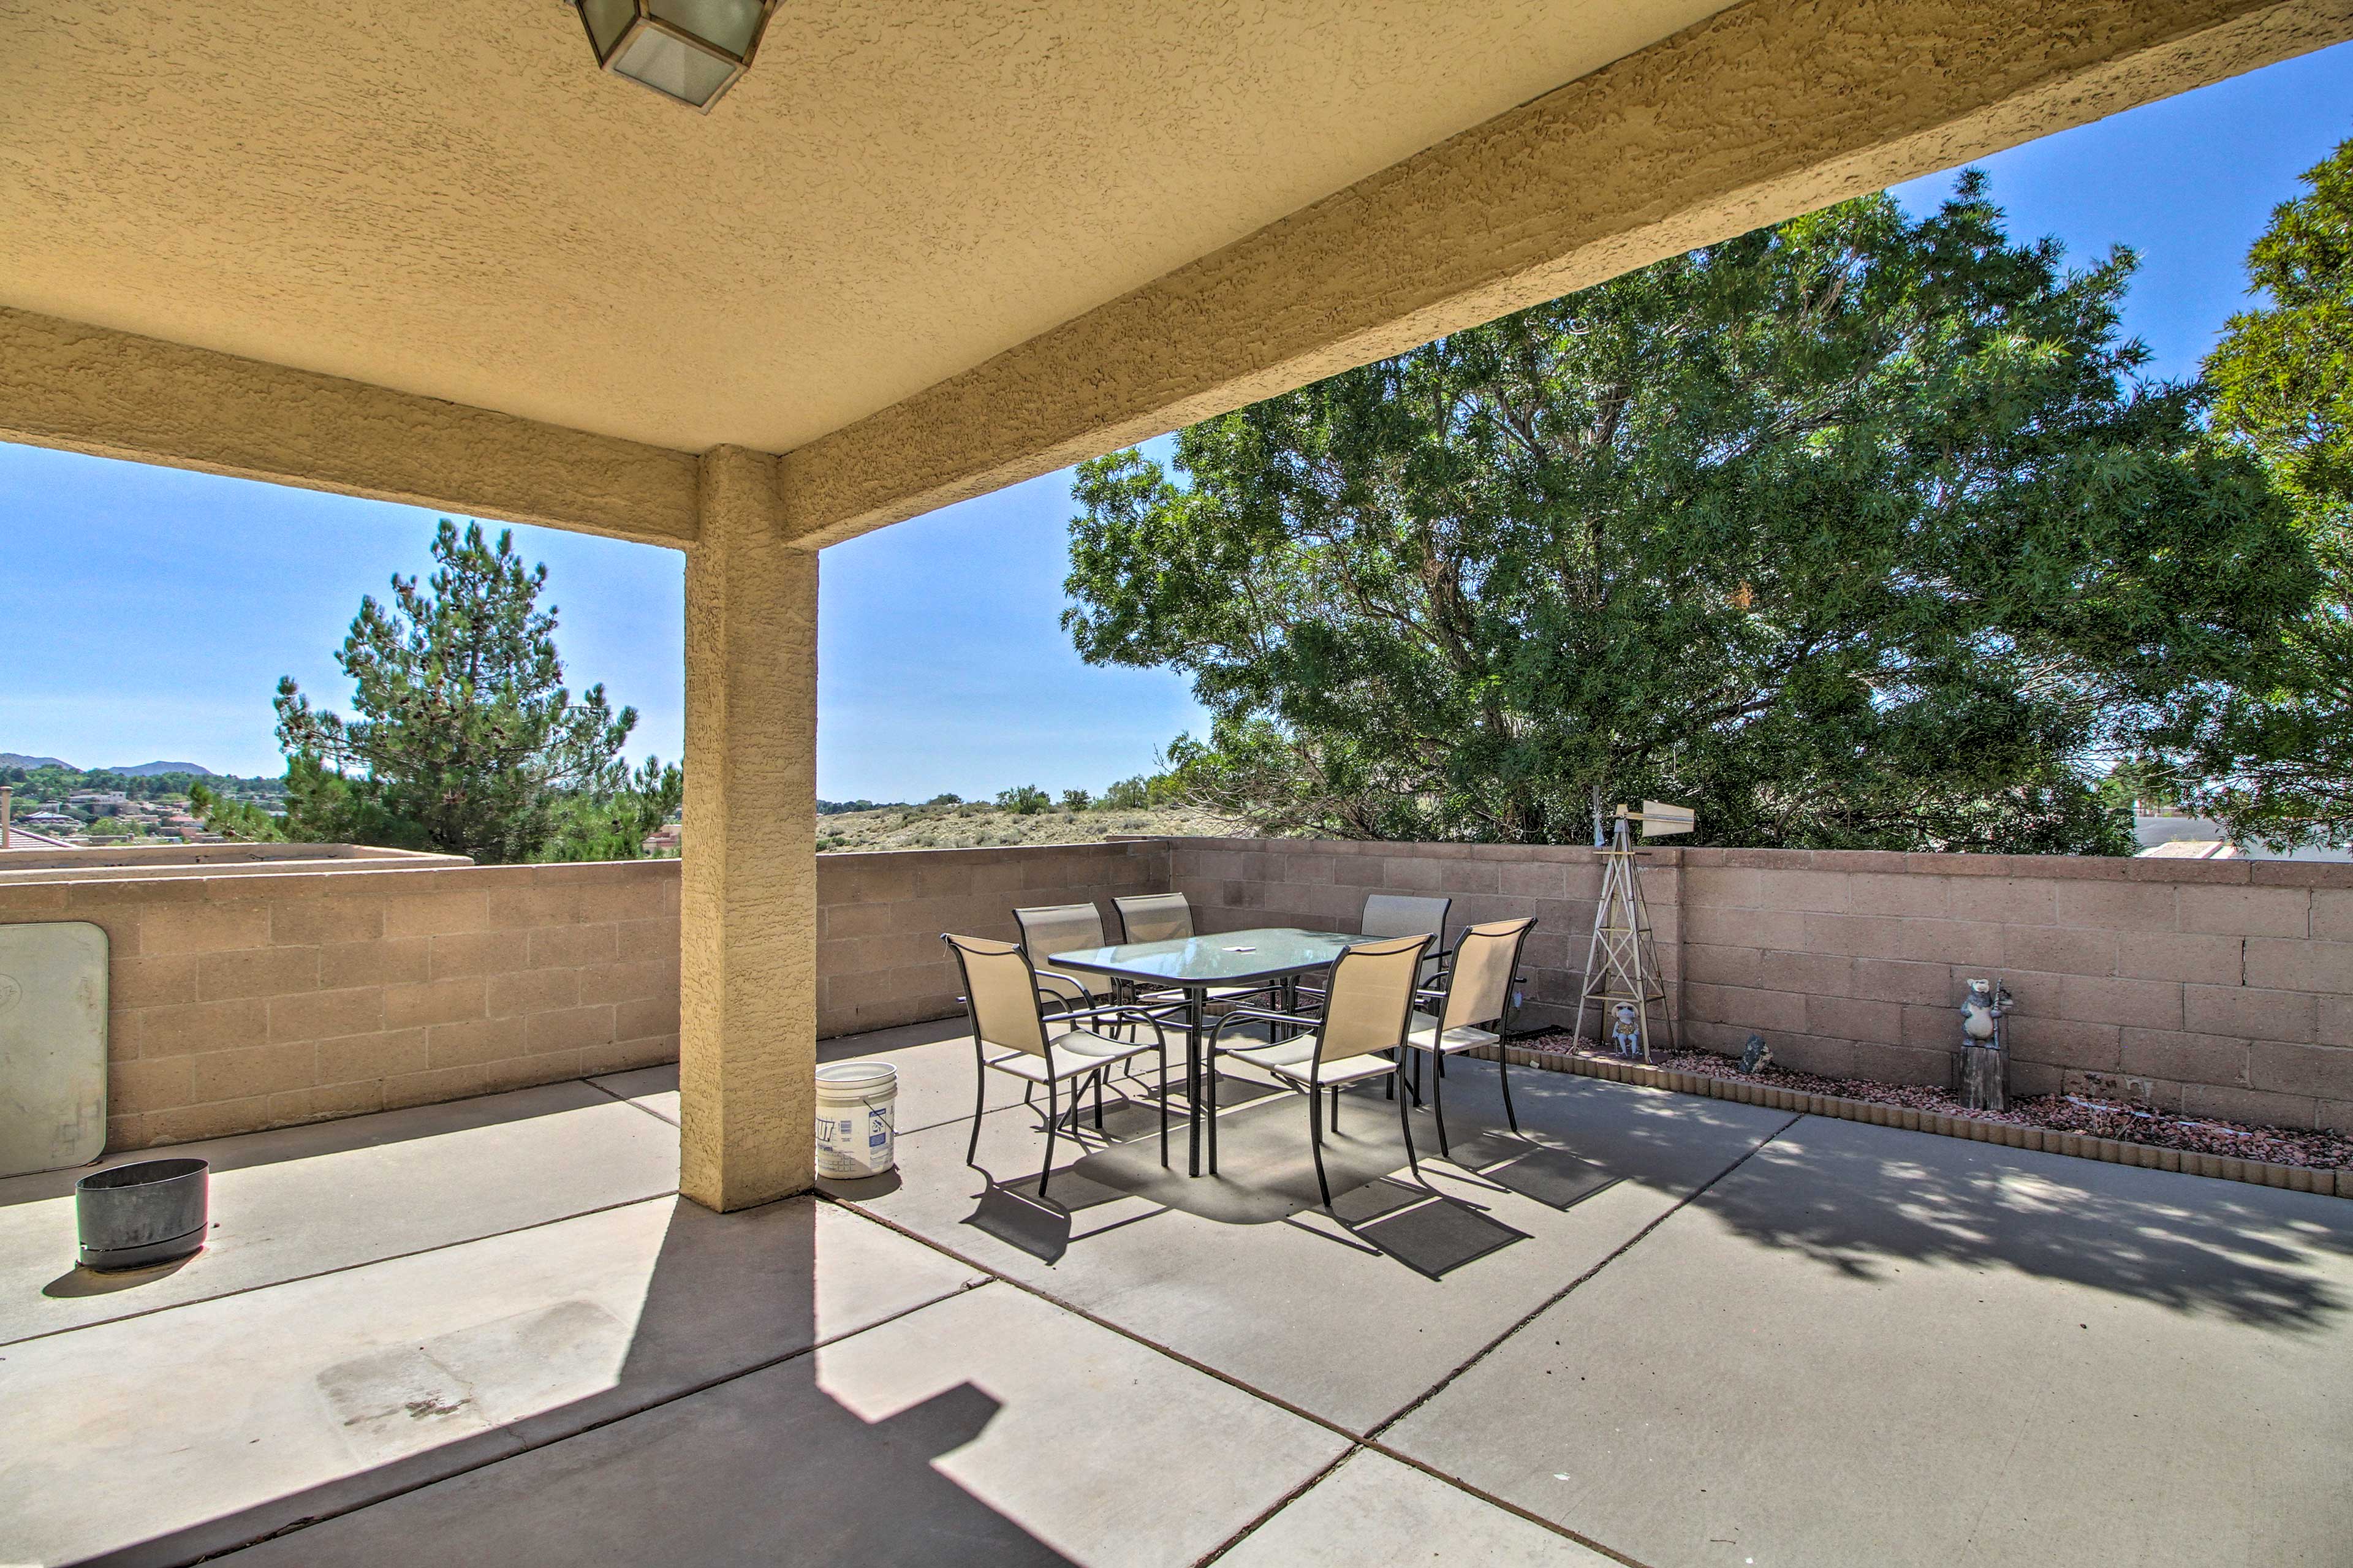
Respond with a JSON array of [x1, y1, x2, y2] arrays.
[[1957, 977, 2014, 1112]]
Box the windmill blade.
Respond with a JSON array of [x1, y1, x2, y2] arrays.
[[1637, 800, 1696, 838]]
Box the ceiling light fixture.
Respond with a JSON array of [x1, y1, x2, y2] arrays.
[[567, 0, 781, 112]]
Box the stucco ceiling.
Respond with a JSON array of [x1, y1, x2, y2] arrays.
[[0, 1, 1731, 455]]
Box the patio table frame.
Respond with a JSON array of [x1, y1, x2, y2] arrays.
[[1047, 927, 1360, 1176]]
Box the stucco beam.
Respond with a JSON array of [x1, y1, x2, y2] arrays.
[[778, 0, 2353, 547], [0, 306, 701, 549]]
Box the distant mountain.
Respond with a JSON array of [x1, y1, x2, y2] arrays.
[[5, 756, 242, 780], [108, 761, 218, 778]]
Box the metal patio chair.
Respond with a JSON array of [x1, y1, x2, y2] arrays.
[[1203, 933, 1431, 1210], [1403, 917, 1536, 1156], [942, 934, 1168, 1200], [1110, 891, 1191, 944], [1012, 902, 1118, 1015], [1110, 892, 1278, 1013], [1297, 892, 1452, 1010]]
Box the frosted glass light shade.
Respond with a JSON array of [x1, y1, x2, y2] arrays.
[[566, 0, 779, 111]]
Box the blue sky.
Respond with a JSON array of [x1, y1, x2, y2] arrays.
[[3, 40, 2349, 797]]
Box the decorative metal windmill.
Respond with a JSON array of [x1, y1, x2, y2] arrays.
[[1576, 800, 1694, 1061]]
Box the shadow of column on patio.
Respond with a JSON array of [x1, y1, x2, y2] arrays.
[[78, 1194, 1079, 1568]]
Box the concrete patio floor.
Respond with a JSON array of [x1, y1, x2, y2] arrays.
[[3, 1019, 2349, 1567]]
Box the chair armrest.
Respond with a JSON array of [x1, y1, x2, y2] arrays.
[[1207, 1007, 1320, 1049], [1055, 1001, 1172, 1043]]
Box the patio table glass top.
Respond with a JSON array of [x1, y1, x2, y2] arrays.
[[1046, 927, 1360, 988]]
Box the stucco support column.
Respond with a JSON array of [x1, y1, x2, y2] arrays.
[[680, 444, 817, 1212]]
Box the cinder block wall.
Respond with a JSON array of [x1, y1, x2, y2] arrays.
[[7, 833, 2342, 1150], [0, 860, 681, 1151], [1675, 848, 2353, 1131], [0, 839, 1167, 1151], [814, 839, 1168, 1036], [1170, 836, 2353, 1134], [1166, 837, 1675, 1031]]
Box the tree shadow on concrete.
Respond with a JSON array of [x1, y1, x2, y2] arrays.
[[1700, 1115, 2353, 1331], [78, 1195, 1077, 1568]]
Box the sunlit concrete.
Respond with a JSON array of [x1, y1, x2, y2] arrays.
[[218, 1286, 1349, 1568], [1383, 1113, 2353, 1566], [852, 1060, 1794, 1432], [1219, 1450, 1620, 1567], [2, 1026, 2348, 1566], [0, 1081, 678, 1343]]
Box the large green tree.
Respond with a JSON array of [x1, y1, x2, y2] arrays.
[[248, 521, 679, 863], [2169, 137, 2353, 848], [1066, 176, 2314, 851]]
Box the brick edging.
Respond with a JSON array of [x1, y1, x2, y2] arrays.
[[1464, 1044, 2351, 1200]]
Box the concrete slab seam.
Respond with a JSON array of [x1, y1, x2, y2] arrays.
[[1352, 1438, 1667, 1568], [1363, 1111, 1803, 1441], [1192, 1444, 1361, 1567], [1192, 1436, 1669, 1568], [824, 1191, 1371, 1444], [822, 1133, 1761, 1568], [1, 1188, 681, 1352], [579, 1064, 1045, 1137], [579, 1071, 681, 1126], [179, 1274, 996, 1565], [816, 1197, 1679, 1568]]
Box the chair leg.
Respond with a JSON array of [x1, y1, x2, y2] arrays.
[[1308, 1081, 1332, 1209], [1497, 1048, 1519, 1135], [1206, 1047, 1219, 1175], [1094, 1068, 1105, 1131], [1040, 1075, 1060, 1200], [1395, 1061, 1425, 1186], [967, 1053, 988, 1167], [1158, 1047, 1169, 1167], [1430, 1048, 1450, 1159], [1331, 1083, 1341, 1132]]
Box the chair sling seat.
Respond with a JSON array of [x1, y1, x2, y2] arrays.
[[1221, 1032, 1401, 1089], [1404, 1012, 1498, 1055], [982, 1026, 1158, 1084]]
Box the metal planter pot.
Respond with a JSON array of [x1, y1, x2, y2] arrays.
[[75, 1157, 209, 1270]]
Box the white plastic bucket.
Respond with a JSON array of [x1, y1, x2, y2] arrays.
[[815, 1061, 898, 1179]]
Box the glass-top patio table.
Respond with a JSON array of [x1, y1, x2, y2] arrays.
[[1047, 928, 1358, 1176]]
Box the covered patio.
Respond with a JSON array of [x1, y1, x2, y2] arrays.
[[10, 6, 2353, 1564], [10, 0, 2352, 1211], [5, 1019, 2347, 1566]]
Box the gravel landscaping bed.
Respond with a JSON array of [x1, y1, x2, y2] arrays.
[[1514, 1031, 2353, 1173]]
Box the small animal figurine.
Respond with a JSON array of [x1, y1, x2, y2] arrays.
[[1610, 1001, 1642, 1058], [1957, 977, 2015, 1112], [1739, 1033, 1773, 1074]]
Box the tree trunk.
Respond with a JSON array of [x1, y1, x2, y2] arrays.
[[1958, 1040, 2007, 1113]]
